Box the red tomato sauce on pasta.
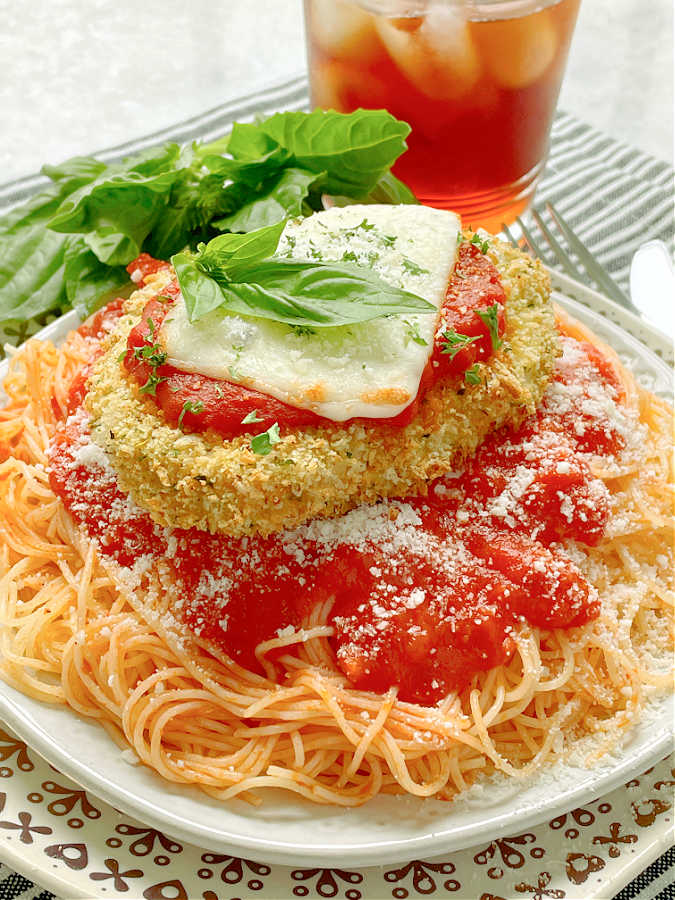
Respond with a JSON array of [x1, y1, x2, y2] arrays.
[[48, 323, 622, 704], [121, 243, 506, 439]]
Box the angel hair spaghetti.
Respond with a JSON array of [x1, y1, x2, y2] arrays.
[[0, 275, 673, 807]]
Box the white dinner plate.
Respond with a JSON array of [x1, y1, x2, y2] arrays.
[[0, 271, 673, 868]]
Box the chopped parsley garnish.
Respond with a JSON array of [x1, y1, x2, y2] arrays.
[[476, 303, 503, 351], [308, 240, 323, 260], [133, 342, 167, 368], [177, 399, 204, 430], [129, 315, 169, 394], [469, 233, 490, 254], [464, 364, 481, 385], [381, 234, 396, 247], [291, 324, 317, 336], [341, 250, 359, 263], [439, 329, 479, 360], [251, 422, 281, 456], [401, 256, 429, 276], [403, 319, 428, 347], [282, 235, 297, 258], [139, 371, 167, 396], [242, 410, 264, 425], [214, 384, 225, 398], [358, 218, 375, 231]]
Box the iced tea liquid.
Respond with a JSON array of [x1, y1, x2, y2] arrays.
[[304, 0, 581, 231]]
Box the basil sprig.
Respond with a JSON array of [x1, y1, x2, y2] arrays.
[[172, 222, 435, 328], [0, 109, 416, 343]]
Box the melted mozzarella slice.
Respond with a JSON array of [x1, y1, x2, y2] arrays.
[[161, 205, 460, 421]]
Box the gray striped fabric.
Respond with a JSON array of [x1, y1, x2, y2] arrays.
[[613, 846, 675, 900], [0, 75, 672, 900], [1, 74, 672, 296], [534, 109, 673, 290]]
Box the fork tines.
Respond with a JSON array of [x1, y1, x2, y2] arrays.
[[502, 204, 634, 311]]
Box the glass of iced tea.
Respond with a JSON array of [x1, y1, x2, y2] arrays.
[[304, 0, 581, 231]]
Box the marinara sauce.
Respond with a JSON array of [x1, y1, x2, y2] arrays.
[[122, 243, 506, 439], [49, 324, 620, 704]]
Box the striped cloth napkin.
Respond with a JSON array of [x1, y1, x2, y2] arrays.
[[1, 73, 671, 293], [0, 75, 672, 900]]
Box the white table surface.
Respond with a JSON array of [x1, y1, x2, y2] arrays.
[[0, 0, 672, 184]]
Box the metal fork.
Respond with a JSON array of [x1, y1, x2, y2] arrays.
[[502, 203, 638, 315]]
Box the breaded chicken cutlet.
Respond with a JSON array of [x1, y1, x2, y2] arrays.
[[84, 210, 559, 537]]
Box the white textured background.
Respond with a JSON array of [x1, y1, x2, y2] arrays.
[[0, 0, 672, 182]]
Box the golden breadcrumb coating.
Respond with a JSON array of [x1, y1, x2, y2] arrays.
[[84, 233, 560, 537]]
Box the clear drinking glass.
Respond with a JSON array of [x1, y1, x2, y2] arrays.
[[303, 0, 581, 231]]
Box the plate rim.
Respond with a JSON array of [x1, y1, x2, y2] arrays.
[[0, 720, 672, 899], [0, 276, 673, 868], [1, 688, 672, 868]]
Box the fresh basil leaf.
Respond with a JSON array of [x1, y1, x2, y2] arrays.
[[214, 168, 320, 233], [144, 169, 227, 259], [172, 221, 287, 320], [172, 251, 225, 321], [118, 143, 184, 177], [144, 186, 196, 260], [63, 239, 128, 317], [0, 230, 68, 328], [202, 110, 411, 214], [259, 109, 411, 195], [366, 171, 417, 205], [197, 220, 287, 278], [229, 259, 434, 325], [226, 123, 280, 160], [193, 133, 229, 161], [50, 169, 180, 265], [201, 154, 280, 188], [320, 173, 418, 211], [42, 156, 107, 184], [176, 255, 434, 328], [48, 145, 184, 266], [201, 130, 289, 187], [0, 160, 103, 327]]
